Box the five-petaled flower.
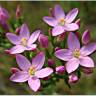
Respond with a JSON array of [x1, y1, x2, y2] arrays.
[[55, 32, 96, 73], [43, 5, 79, 36], [6, 23, 40, 54], [10, 52, 53, 92]]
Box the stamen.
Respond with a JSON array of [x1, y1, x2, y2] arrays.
[[28, 66, 36, 76], [21, 37, 27, 46], [59, 18, 65, 26], [73, 49, 80, 58]]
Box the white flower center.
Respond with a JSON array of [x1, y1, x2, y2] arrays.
[[21, 37, 27, 46], [58, 18, 66, 26], [28, 66, 36, 76], [73, 49, 80, 58]]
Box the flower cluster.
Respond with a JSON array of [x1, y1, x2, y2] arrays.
[[1, 4, 96, 92]]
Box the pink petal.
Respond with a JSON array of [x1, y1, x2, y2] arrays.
[[43, 16, 57, 27], [65, 8, 78, 23], [52, 25, 64, 36], [16, 54, 31, 71], [28, 30, 40, 46], [20, 23, 30, 39], [6, 33, 20, 45], [80, 43, 96, 56], [66, 58, 79, 73], [10, 71, 29, 82], [82, 30, 90, 45], [32, 52, 45, 70], [79, 56, 94, 68], [55, 49, 73, 61], [35, 67, 53, 78], [67, 32, 80, 50], [25, 44, 37, 51], [54, 4, 65, 20], [28, 77, 40, 92], [9, 45, 25, 54], [65, 23, 79, 31]]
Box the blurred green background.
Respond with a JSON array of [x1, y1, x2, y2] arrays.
[[0, 1, 96, 95]]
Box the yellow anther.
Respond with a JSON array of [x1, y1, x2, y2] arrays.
[[21, 37, 27, 46], [73, 49, 80, 58], [59, 18, 65, 26], [28, 66, 36, 76]]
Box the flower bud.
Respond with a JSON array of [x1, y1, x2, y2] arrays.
[[82, 29, 90, 45], [49, 8, 55, 17], [82, 67, 93, 75], [57, 32, 66, 42], [42, 76, 50, 81], [68, 74, 79, 83], [0, 6, 9, 22], [38, 34, 49, 48], [11, 67, 20, 74], [48, 59, 54, 67], [75, 18, 80, 27], [56, 66, 65, 74], [55, 47, 61, 51], [16, 5, 21, 19], [15, 27, 21, 34]]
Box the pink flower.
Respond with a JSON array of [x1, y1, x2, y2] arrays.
[[6, 23, 40, 54], [10, 52, 53, 92], [43, 5, 79, 36], [55, 32, 96, 73]]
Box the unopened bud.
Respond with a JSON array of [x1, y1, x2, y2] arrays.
[[82, 29, 90, 45], [11, 67, 20, 74], [49, 8, 55, 17], [68, 74, 79, 83], [48, 59, 54, 67], [38, 34, 49, 48], [56, 66, 65, 74], [82, 67, 93, 75], [16, 5, 21, 19], [75, 18, 80, 27]]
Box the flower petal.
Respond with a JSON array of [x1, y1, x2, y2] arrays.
[[32, 52, 45, 70], [67, 32, 80, 50], [54, 4, 65, 20], [65, 23, 79, 31], [79, 56, 94, 67], [35, 67, 53, 78], [20, 23, 30, 39], [55, 49, 73, 61], [28, 77, 40, 92], [16, 54, 31, 71], [65, 8, 78, 23], [80, 43, 96, 56], [52, 25, 64, 36], [9, 45, 25, 54], [6, 33, 20, 45], [26, 44, 37, 51], [66, 58, 79, 73], [28, 30, 40, 46], [10, 71, 29, 82], [43, 16, 57, 27]]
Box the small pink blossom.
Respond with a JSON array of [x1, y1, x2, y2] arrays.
[[55, 32, 96, 73], [6, 23, 40, 54], [10, 52, 53, 92], [43, 5, 79, 36]]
